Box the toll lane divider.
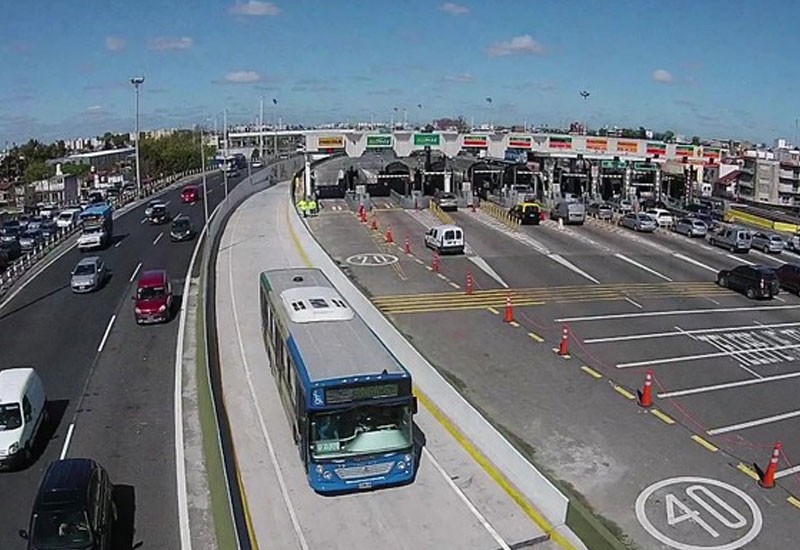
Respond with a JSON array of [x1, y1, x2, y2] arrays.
[[429, 201, 454, 225], [725, 208, 797, 233], [480, 201, 522, 230], [288, 194, 586, 550]]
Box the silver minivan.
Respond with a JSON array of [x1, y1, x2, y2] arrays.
[[550, 200, 586, 225], [709, 226, 752, 253]]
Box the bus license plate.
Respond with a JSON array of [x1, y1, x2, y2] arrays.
[[358, 482, 372, 490]]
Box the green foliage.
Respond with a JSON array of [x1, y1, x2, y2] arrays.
[[61, 163, 91, 177], [23, 161, 55, 183], [139, 131, 217, 179], [691, 135, 701, 145]]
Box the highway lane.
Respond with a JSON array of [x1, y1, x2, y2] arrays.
[[308, 201, 800, 549], [0, 169, 242, 548]]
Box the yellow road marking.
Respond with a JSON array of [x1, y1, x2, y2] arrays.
[[237, 468, 260, 550], [788, 496, 800, 511], [691, 435, 719, 453], [614, 385, 636, 400], [527, 332, 544, 343], [413, 386, 577, 549], [737, 463, 760, 481], [580, 366, 602, 379], [487, 307, 499, 315], [650, 409, 675, 425]]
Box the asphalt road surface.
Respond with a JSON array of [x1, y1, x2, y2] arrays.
[[0, 170, 245, 549]]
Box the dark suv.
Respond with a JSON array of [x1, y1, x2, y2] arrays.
[[20, 458, 115, 549], [776, 263, 800, 294], [717, 264, 779, 299]]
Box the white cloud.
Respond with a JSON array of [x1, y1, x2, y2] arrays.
[[487, 35, 544, 57], [652, 69, 673, 83], [225, 71, 262, 83], [105, 36, 126, 52], [441, 2, 469, 15], [149, 37, 194, 51], [446, 73, 474, 83], [230, 1, 281, 16], [87, 105, 103, 112]]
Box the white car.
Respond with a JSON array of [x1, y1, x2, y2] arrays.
[[144, 199, 165, 218], [55, 209, 80, 228], [646, 208, 674, 228]]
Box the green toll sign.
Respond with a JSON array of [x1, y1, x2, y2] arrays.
[[413, 134, 440, 146], [366, 135, 393, 147]]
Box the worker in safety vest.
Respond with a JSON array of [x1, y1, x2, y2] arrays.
[[297, 198, 308, 217], [307, 198, 318, 216]]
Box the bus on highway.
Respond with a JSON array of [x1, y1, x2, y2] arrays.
[[259, 267, 417, 494]]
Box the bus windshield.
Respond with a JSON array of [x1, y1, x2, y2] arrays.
[[310, 403, 413, 460]]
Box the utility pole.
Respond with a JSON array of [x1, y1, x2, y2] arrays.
[[259, 97, 265, 160], [223, 108, 229, 199], [200, 126, 208, 224], [130, 76, 145, 199], [273, 98, 279, 158]]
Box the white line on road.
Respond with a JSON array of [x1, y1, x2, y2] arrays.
[[672, 252, 718, 273], [707, 408, 800, 436], [129, 262, 142, 282], [726, 253, 755, 265], [557, 304, 800, 323], [140, 218, 147, 224], [547, 253, 601, 284], [59, 423, 75, 460], [776, 464, 800, 479], [424, 446, 511, 550], [586, 322, 800, 344], [617, 342, 800, 368], [659, 371, 800, 398], [614, 253, 673, 281], [114, 240, 122, 248], [624, 297, 643, 309], [97, 315, 116, 352], [153, 232, 163, 245]]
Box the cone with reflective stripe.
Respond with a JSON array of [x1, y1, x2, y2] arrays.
[[757, 442, 782, 489], [637, 370, 654, 408], [432, 252, 439, 272], [404, 236, 411, 254], [503, 295, 514, 323], [385, 226, 394, 243], [466, 271, 474, 294], [558, 325, 569, 356], [371, 216, 378, 231]]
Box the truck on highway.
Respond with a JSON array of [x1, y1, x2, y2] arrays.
[[77, 203, 113, 251]]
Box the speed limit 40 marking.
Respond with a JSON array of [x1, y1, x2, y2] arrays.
[[635, 477, 762, 550]]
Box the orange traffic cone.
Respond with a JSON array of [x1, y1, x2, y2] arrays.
[[558, 325, 569, 356], [432, 252, 439, 272], [404, 236, 411, 254], [637, 370, 654, 408], [371, 216, 378, 231], [385, 226, 394, 243], [503, 295, 514, 323], [466, 271, 474, 294], [758, 442, 782, 489]]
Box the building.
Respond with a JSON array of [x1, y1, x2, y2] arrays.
[[47, 147, 135, 173], [0, 181, 14, 210], [28, 173, 79, 207], [737, 148, 800, 206]]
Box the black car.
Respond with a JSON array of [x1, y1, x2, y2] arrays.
[[717, 264, 779, 299], [0, 238, 22, 261], [148, 204, 171, 225], [508, 203, 541, 225], [170, 217, 196, 241], [775, 263, 800, 294], [20, 458, 116, 549]]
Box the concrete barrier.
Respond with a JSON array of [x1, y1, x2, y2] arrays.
[[287, 194, 572, 530]]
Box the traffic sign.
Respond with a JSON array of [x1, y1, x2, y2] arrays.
[[413, 134, 440, 146], [346, 253, 399, 267], [635, 477, 762, 550]]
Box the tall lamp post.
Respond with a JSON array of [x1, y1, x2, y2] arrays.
[[130, 76, 145, 199], [199, 125, 208, 224]]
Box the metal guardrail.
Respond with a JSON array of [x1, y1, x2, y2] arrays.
[[0, 168, 203, 301]]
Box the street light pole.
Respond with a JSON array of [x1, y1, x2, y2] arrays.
[[273, 98, 278, 158], [130, 76, 145, 199], [259, 97, 265, 161], [223, 108, 229, 200], [200, 126, 208, 224]]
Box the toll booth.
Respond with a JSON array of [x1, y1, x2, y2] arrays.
[[554, 157, 591, 198], [467, 162, 504, 198], [599, 159, 627, 200], [379, 161, 412, 196], [630, 161, 660, 199]]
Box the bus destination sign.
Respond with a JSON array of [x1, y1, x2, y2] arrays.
[[325, 383, 400, 405]]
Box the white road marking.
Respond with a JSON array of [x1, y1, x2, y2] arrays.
[[59, 422, 75, 460], [153, 232, 163, 245], [614, 253, 673, 281], [658, 371, 800, 398], [617, 342, 800, 369], [726, 253, 754, 265], [130, 262, 142, 282], [775, 295, 786, 302], [776, 464, 800, 479], [625, 297, 643, 309], [114, 240, 122, 248], [584, 321, 800, 344], [547, 253, 601, 284], [0, 240, 78, 312], [424, 446, 511, 550], [97, 315, 116, 352], [707, 408, 800, 436], [672, 252, 718, 273], [140, 218, 147, 224], [467, 256, 509, 288], [227, 209, 309, 550], [556, 304, 800, 323]]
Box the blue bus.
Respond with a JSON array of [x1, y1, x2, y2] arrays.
[[259, 268, 417, 494]]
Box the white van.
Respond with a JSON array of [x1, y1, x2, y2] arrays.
[[424, 224, 465, 255], [0, 368, 47, 469], [56, 209, 81, 229]]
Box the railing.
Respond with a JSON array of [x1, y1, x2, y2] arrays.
[[0, 167, 204, 301]]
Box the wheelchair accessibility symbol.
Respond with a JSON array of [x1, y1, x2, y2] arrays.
[[346, 253, 399, 267]]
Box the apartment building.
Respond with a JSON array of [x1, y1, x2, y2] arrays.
[[737, 146, 800, 206]]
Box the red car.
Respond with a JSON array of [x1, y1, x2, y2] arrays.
[[181, 185, 201, 204], [133, 269, 173, 324]]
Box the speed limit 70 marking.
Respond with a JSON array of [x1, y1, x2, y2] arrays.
[[635, 477, 762, 550]]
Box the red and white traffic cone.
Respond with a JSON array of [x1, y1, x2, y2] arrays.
[[370, 216, 378, 231], [758, 442, 782, 489], [466, 271, 474, 294], [385, 226, 394, 243], [404, 236, 411, 254], [503, 295, 514, 323], [637, 370, 654, 408], [558, 325, 569, 356], [432, 252, 439, 272]]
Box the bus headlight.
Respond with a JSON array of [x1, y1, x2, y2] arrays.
[[404, 454, 412, 463], [315, 465, 324, 475], [396, 461, 406, 471], [322, 471, 333, 481]]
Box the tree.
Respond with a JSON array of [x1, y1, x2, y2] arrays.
[[662, 130, 675, 143], [691, 136, 701, 145], [24, 161, 54, 183], [61, 163, 91, 178]]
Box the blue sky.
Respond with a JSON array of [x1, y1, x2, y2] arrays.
[[1, 0, 799, 145]]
